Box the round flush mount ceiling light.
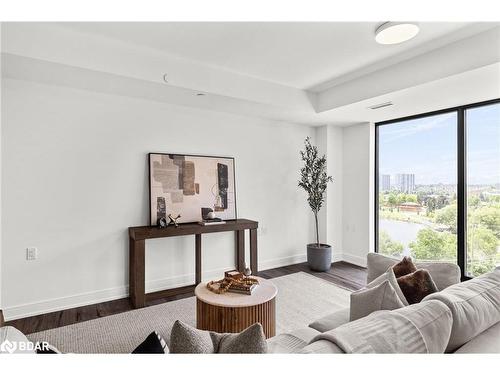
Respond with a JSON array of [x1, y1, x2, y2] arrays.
[[375, 22, 419, 45]]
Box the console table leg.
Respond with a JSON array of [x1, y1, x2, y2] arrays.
[[235, 230, 245, 272], [250, 228, 258, 274], [195, 234, 202, 284], [130, 239, 145, 308]]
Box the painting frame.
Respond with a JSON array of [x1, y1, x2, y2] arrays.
[[148, 152, 237, 226]]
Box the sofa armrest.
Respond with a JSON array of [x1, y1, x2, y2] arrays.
[[267, 327, 320, 353], [0, 326, 36, 354], [308, 308, 350, 333]]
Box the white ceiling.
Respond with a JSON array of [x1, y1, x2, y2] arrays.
[[2, 22, 500, 126], [58, 22, 492, 90]]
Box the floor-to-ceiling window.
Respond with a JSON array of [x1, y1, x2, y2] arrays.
[[375, 99, 500, 278], [465, 103, 500, 277]]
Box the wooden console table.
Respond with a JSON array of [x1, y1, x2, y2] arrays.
[[128, 219, 258, 309]]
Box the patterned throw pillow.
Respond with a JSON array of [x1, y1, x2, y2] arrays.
[[397, 269, 438, 304], [169, 320, 268, 354], [132, 331, 168, 354], [392, 256, 417, 278]]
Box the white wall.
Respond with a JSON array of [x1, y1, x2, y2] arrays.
[[1, 78, 315, 320], [316, 123, 374, 267], [0, 25, 3, 313], [315, 125, 343, 262], [342, 123, 374, 267]]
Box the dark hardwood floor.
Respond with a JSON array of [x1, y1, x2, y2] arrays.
[[7, 261, 366, 335]]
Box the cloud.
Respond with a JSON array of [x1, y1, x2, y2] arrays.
[[379, 112, 456, 143]]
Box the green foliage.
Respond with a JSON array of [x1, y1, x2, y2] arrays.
[[298, 137, 332, 245], [435, 204, 457, 233], [387, 193, 398, 209], [405, 194, 418, 203], [470, 205, 500, 237], [468, 195, 480, 209], [379, 231, 404, 258], [379, 187, 500, 277], [467, 226, 499, 277], [409, 228, 457, 262]]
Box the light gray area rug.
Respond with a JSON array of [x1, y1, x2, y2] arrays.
[[28, 272, 350, 353]]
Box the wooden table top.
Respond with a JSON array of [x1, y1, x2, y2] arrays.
[[195, 277, 277, 308], [129, 218, 258, 240]]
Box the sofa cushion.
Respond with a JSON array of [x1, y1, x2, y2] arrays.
[[0, 326, 36, 354], [303, 300, 452, 354], [422, 268, 500, 352], [454, 322, 500, 353], [415, 261, 461, 292], [392, 256, 417, 278], [267, 327, 319, 353], [132, 331, 168, 354], [367, 253, 460, 291], [393, 300, 453, 353], [367, 267, 409, 305], [308, 308, 350, 333], [299, 339, 344, 354], [397, 269, 438, 304], [169, 320, 267, 353], [350, 280, 405, 321]]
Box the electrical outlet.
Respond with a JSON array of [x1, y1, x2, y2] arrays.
[[26, 247, 38, 261]]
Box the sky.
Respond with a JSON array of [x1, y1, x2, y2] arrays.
[[379, 103, 500, 186]]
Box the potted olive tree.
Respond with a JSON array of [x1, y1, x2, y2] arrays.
[[298, 137, 333, 271]]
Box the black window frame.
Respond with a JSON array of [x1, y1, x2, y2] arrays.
[[374, 98, 500, 281]]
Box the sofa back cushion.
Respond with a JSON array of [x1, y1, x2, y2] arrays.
[[422, 268, 500, 352], [300, 300, 452, 354], [367, 253, 460, 291], [392, 300, 453, 353], [350, 280, 405, 321]]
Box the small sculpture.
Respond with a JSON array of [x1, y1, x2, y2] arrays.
[[168, 214, 181, 227], [158, 217, 168, 228], [243, 265, 252, 277]]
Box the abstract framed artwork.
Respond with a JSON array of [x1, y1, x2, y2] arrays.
[[148, 153, 237, 225]]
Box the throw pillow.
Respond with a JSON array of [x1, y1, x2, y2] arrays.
[[36, 344, 62, 354], [367, 267, 409, 306], [132, 331, 168, 354], [350, 280, 405, 321], [397, 269, 438, 304], [169, 320, 267, 354], [392, 256, 417, 278]]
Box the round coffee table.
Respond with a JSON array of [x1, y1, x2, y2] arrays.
[[195, 277, 277, 338]]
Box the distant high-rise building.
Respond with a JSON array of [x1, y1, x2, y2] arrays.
[[380, 174, 391, 191], [395, 173, 415, 193]]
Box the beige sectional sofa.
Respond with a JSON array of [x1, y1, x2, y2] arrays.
[[268, 253, 500, 354]]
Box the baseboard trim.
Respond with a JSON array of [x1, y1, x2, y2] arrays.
[[2, 253, 313, 321], [259, 254, 307, 271]]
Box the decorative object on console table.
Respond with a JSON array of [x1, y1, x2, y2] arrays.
[[128, 219, 258, 309], [298, 137, 333, 272], [195, 277, 277, 338], [206, 271, 259, 295], [0, 310, 4, 327], [199, 218, 226, 226], [158, 217, 168, 228], [148, 153, 236, 226], [168, 213, 181, 227], [156, 196, 167, 227]]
